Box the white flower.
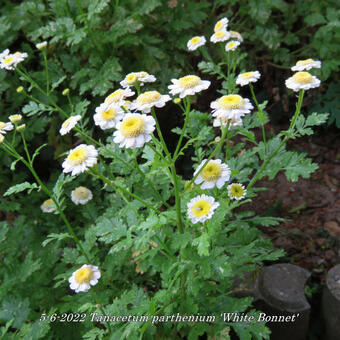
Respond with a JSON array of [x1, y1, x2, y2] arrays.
[[227, 183, 247, 200], [168, 75, 210, 98], [0, 51, 28, 70], [210, 29, 230, 43], [9, 114, 22, 123], [214, 17, 229, 32], [236, 71, 261, 86], [187, 36, 206, 51], [285, 72, 321, 92], [229, 31, 243, 42], [120, 72, 138, 88], [225, 40, 240, 51], [104, 88, 135, 105], [68, 264, 101, 293], [210, 94, 253, 119], [41, 199, 57, 213], [213, 116, 243, 129], [0, 121, 14, 135], [71, 186, 93, 205], [187, 195, 220, 224], [130, 91, 171, 113], [62, 144, 98, 176], [93, 102, 124, 130], [291, 59, 321, 71], [194, 159, 231, 189], [113, 113, 156, 149], [136, 71, 156, 85], [36, 41, 48, 50], [59, 115, 81, 135]]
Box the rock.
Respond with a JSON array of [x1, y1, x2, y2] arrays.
[[254, 263, 311, 340], [322, 264, 340, 340]]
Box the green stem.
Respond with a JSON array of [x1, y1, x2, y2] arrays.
[[42, 50, 49, 94], [247, 90, 305, 190], [249, 83, 267, 154], [90, 290, 111, 335], [224, 120, 232, 162]]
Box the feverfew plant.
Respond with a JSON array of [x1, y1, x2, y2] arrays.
[[0, 16, 328, 340]]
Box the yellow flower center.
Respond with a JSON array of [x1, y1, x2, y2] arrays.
[[68, 148, 88, 165], [0, 122, 6, 129], [296, 59, 314, 66], [121, 116, 145, 137], [4, 57, 13, 65], [292, 72, 313, 84], [126, 73, 137, 84], [101, 108, 116, 121], [13, 52, 21, 57], [190, 37, 201, 45], [62, 118, 72, 129], [105, 89, 124, 104], [136, 91, 161, 105], [230, 184, 244, 198], [74, 187, 90, 200], [178, 75, 201, 88], [214, 21, 224, 31], [215, 31, 226, 39], [227, 42, 236, 49], [75, 267, 93, 284], [138, 71, 148, 78], [242, 72, 254, 79], [201, 162, 222, 181], [191, 200, 211, 217], [218, 95, 244, 109], [10, 115, 21, 122]]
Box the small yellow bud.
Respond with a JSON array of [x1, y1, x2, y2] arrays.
[[16, 86, 24, 93], [184, 181, 194, 190], [36, 41, 48, 50], [62, 88, 70, 96], [174, 98, 181, 104], [17, 124, 26, 132], [9, 114, 22, 123], [0, 135, 4, 144]]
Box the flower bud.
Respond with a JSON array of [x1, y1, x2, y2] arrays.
[[16, 86, 24, 93], [62, 88, 70, 96], [36, 41, 48, 50], [9, 114, 22, 123], [174, 98, 181, 104], [17, 124, 26, 132], [0, 135, 4, 144]]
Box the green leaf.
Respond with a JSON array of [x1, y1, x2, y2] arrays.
[[0, 298, 30, 329], [42, 233, 72, 247], [192, 233, 210, 257], [3, 182, 39, 196], [284, 152, 318, 182], [305, 13, 327, 26], [22, 101, 53, 117]]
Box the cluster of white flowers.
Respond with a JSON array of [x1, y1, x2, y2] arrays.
[[0, 49, 27, 70]]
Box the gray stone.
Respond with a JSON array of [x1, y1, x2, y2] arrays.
[[322, 264, 340, 340], [254, 263, 311, 340]]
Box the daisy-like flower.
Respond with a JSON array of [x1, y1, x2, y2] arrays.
[[130, 91, 171, 113], [68, 264, 101, 293], [93, 102, 124, 130], [210, 29, 230, 43], [62, 144, 98, 176], [36, 41, 48, 50], [168, 75, 210, 98], [59, 115, 81, 136], [225, 40, 240, 52], [187, 36, 206, 51], [0, 121, 14, 135], [9, 114, 22, 123], [285, 72, 320, 92], [113, 113, 156, 149], [213, 116, 243, 129], [236, 71, 261, 86], [104, 88, 135, 105], [211, 94, 253, 119], [227, 183, 247, 200], [291, 59, 321, 71], [0, 51, 28, 70], [229, 31, 243, 42], [214, 17, 229, 32], [136, 71, 156, 85], [71, 186, 93, 205], [41, 198, 57, 213], [187, 194, 220, 224], [194, 159, 231, 189], [120, 72, 138, 88]]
